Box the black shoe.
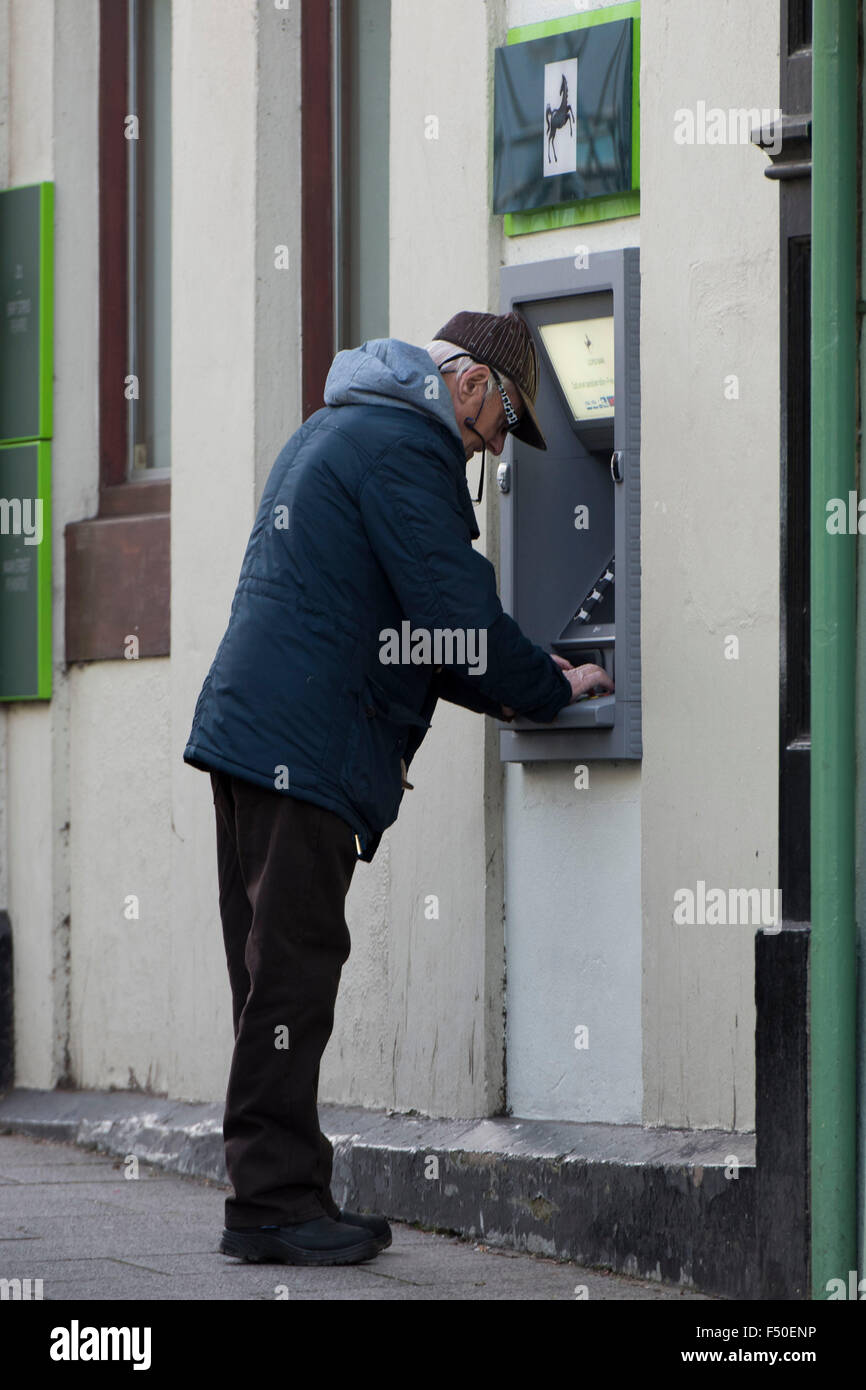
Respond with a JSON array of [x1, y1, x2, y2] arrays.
[[220, 1215, 380, 1266], [337, 1208, 392, 1251]]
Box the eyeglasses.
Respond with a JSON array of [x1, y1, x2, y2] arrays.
[[488, 367, 521, 435]]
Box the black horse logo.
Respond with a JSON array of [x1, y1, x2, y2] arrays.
[[546, 73, 575, 164]]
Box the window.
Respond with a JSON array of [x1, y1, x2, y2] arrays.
[[65, 0, 171, 662], [335, 0, 390, 350], [130, 0, 172, 476], [300, 0, 390, 418]]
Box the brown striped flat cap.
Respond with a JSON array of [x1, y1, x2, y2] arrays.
[[433, 309, 548, 451]]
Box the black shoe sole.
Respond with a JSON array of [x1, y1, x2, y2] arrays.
[[220, 1227, 381, 1267]]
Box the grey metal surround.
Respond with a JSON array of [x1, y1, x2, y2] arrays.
[[498, 248, 641, 761]]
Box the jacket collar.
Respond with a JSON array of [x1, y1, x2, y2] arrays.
[[425, 416, 481, 541]]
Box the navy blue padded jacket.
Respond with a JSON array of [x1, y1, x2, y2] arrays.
[[183, 338, 572, 861]]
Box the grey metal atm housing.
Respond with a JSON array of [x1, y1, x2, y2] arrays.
[[498, 248, 641, 761]]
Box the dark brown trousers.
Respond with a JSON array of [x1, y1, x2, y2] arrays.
[[210, 770, 357, 1229]]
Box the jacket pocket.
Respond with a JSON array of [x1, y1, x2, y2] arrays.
[[339, 676, 430, 830]]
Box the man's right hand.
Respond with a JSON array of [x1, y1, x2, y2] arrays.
[[563, 662, 614, 701], [500, 658, 614, 720]]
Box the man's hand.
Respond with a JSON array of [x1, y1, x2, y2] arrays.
[[562, 662, 614, 701], [500, 654, 613, 720], [553, 650, 614, 698]]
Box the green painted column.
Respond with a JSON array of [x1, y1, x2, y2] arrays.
[[856, 0, 866, 1289], [810, 0, 858, 1299]]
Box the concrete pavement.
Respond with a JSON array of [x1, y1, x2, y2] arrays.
[[0, 1086, 753, 1296], [0, 1132, 714, 1301]]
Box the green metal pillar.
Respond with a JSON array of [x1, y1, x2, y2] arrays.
[[810, 0, 858, 1300], [856, 0, 866, 1290]]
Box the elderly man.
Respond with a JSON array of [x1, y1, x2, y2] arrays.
[[183, 310, 613, 1267]]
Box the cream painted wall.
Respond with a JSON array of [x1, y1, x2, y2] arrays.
[[322, 0, 507, 1118], [1, 0, 781, 1134], [499, 0, 778, 1129], [640, 0, 779, 1128], [6, 0, 52, 183], [7, 705, 61, 1087], [500, 0, 643, 1124], [168, 0, 260, 1100], [2, 0, 99, 1089], [68, 661, 172, 1090], [505, 763, 643, 1122], [5, 0, 266, 1102]]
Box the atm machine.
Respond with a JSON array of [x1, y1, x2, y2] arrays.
[[497, 248, 641, 761]]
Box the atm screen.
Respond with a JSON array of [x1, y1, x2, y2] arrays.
[[538, 316, 615, 424]]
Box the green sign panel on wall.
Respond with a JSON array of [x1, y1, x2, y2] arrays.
[[493, 4, 640, 235], [0, 181, 53, 699], [0, 183, 54, 443]]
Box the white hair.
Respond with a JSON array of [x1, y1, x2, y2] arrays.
[[424, 339, 499, 400]]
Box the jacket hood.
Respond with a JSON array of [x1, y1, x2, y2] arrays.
[[323, 338, 464, 449]]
